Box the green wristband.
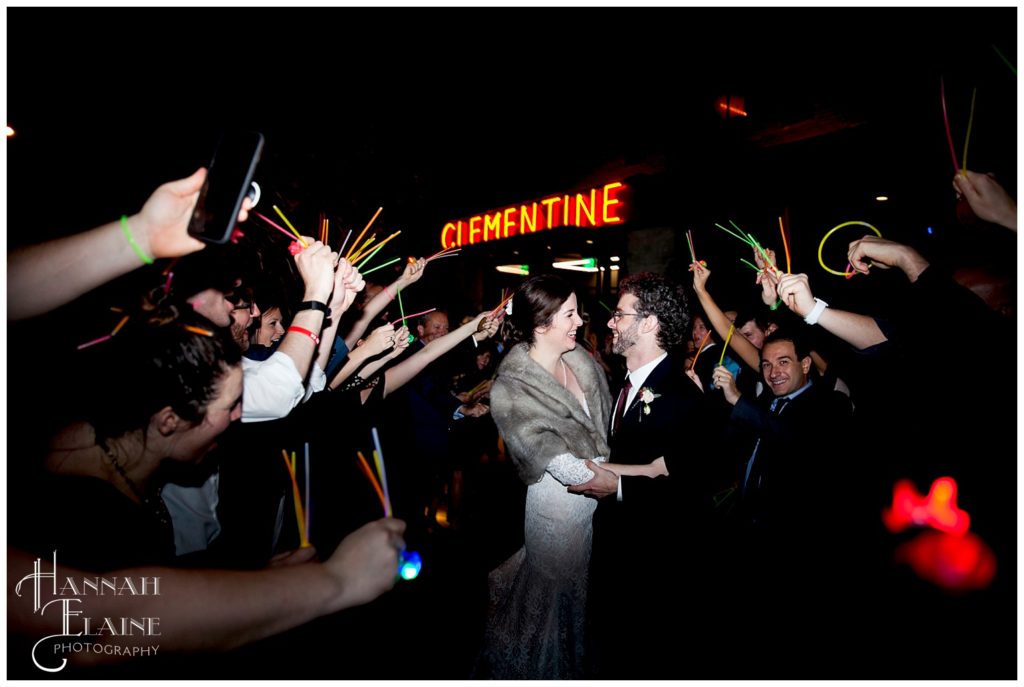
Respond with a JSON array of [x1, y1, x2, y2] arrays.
[[120, 215, 153, 265]]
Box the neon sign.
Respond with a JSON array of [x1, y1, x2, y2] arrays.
[[440, 181, 629, 250]]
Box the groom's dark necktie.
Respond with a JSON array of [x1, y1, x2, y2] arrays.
[[612, 377, 633, 435]]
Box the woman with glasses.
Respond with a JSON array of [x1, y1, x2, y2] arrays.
[[476, 274, 612, 679]]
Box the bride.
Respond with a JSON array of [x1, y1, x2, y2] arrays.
[[478, 274, 612, 679]]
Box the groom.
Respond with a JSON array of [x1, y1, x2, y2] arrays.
[[570, 272, 721, 678]]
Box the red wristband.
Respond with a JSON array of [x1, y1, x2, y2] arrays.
[[287, 325, 320, 346]]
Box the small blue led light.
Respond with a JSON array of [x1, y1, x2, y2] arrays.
[[398, 550, 422, 580]]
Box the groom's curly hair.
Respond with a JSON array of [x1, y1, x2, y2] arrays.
[[619, 272, 690, 351]]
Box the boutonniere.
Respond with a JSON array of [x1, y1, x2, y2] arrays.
[[638, 387, 661, 418]]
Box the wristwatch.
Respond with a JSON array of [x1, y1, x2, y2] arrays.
[[297, 300, 331, 327]]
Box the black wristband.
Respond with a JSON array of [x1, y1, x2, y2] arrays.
[[297, 300, 330, 315]]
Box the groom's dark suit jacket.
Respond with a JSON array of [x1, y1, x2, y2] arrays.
[[588, 352, 725, 678]]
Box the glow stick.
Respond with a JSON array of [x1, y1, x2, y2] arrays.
[[686, 229, 696, 263], [281, 450, 309, 547], [356, 451, 386, 510], [778, 216, 791, 273], [183, 325, 215, 337], [739, 258, 761, 272], [713, 222, 753, 246], [272, 205, 308, 246], [427, 252, 459, 261], [346, 207, 382, 259], [962, 88, 977, 173], [689, 329, 713, 371], [347, 236, 377, 264], [817, 221, 883, 277], [338, 229, 353, 257], [110, 315, 130, 336], [304, 443, 310, 541], [718, 324, 735, 366], [371, 427, 392, 518], [391, 307, 436, 327], [255, 211, 303, 246], [361, 256, 402, 276], [355, 242, 387, 270], [992, 44, 1017, 75], [940, 77, 961, 175], [77, 334, 112, 350]]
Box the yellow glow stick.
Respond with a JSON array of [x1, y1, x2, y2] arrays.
[[817, 221, 883, 277], [346, 207, 382, 259], [718, 324, 735, 366], [272, 205, 308, 247], [281, 450, 309, 547]]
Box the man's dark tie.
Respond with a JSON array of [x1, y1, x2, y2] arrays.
[[742, 396, 791, 494], [612, 377, 633, 435]]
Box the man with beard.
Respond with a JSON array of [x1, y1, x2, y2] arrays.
[[569, 272, 722, 679]]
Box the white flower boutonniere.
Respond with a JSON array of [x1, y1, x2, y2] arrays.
[[639, 387, 661, 418]]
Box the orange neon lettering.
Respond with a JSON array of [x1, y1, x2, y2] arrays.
[[602, 182, 624, 223], [441, 222, 457, 250], [563, 195, 570, 226], [456, 220, 464, 247], [540, 197, 560, 230], [576, 189, 597, 227], [521, 203, 538, 233], [469, 216, 482, 244], [484, 213, 502, 242], [503, 207, 517, 238]]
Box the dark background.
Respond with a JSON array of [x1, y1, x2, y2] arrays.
[[7, 7, 1017, 255]]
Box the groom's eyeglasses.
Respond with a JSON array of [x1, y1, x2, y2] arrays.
[[610, 311, 643, 322]]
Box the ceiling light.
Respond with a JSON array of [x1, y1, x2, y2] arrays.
[[553, 257, 598, 273], [496, 264, 529, 275], [875, 195, 889, 202], [609, 256, 620, 262]]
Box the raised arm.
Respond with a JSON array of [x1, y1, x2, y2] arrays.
[[8, 168, 252, 321], [775, 273, 887, 350], [274, 238, 338, 381], [344, 258, 427, 350], [314, 258, 365, 374], [691, 262, 760, 370], [382, 313, 498, 398], [953, 170, 1017, 231]]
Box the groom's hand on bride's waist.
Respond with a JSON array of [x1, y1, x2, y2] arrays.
[[568, 460, 618, 499]]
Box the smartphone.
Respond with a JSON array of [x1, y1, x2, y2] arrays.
[[188, 131, 265, 244]]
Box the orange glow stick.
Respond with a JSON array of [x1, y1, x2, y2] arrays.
[[281, 450, 309, 547], [356, 231, 402, 269], [347, 236, 377, 264], [110, 315, 130, 336], [689, 329, 712, 371], [778, 216, 791, 274], [346, 207, 382, 259], [183, 325, 215, 337], [356, 451, 386, 511]]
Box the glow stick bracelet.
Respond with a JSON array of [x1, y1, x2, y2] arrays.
[[817, 221, 883, 277]]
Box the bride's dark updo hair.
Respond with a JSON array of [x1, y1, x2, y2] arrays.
[[506, 274, 574, 346]]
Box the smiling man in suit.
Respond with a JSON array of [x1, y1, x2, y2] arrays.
[[570, 272, 722, 678]]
